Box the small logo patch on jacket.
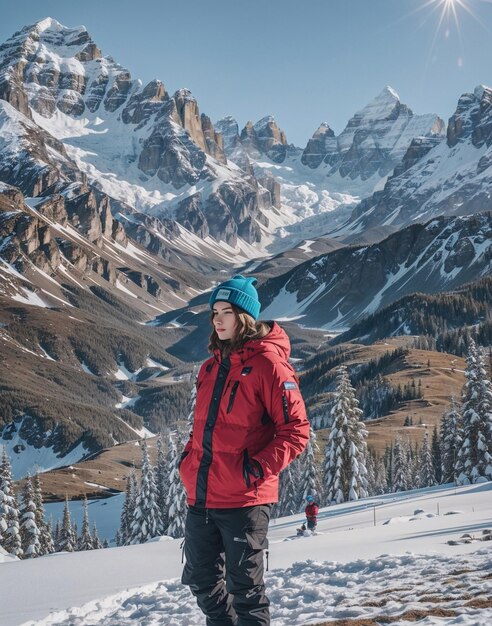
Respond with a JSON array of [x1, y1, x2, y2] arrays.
[[283, 381, 297, 390], [241, 366, 252, 376]]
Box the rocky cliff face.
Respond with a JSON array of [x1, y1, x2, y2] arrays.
[[0, 18, 271, 247], [217, 114, 292, 164], [344, 85, 492, 235], [259, 212, 492, 330]]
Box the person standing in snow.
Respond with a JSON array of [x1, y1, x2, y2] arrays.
[[179, 274, 310, 626], [305, 495, 319, 531]]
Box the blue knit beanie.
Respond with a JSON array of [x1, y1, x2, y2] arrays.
[[209, 274, 261, 320]]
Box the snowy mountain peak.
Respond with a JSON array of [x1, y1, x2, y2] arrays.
[[23, 17, 93, 48], [31, 17, 64, 33], [173, 87, 196, 103], [353, 85, 405, 123], [474, 83, 492, 102], [253, 115, 277, 132], [313, 122, 335, 138]]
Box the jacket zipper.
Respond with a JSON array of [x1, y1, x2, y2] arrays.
[[226, 381, 240, 413], [282, 391, 289, 424]]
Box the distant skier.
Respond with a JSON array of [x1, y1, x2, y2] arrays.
[[305, 495, 319, 531]]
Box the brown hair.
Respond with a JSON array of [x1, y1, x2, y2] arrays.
[[208, 304, 270, 357]]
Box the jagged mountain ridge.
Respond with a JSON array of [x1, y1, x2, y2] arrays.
[[334, 85, 492, 236], [0, 17, 275, 249], [258, 211, 492, 330], [215, 88, 445, 251]]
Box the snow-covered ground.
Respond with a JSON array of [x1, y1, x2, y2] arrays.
[[0, 482, 491, 626]]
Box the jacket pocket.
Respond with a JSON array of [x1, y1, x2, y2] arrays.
[[226, 380, 240, 413]]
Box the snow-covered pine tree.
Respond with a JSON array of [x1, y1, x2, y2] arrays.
[[374, 454, 388, 494], [365, 449, 377, 496], [33, 474, 54, 555], [19, 475, 41, 558], [58, 498, 76, 552], [456, 339, 492, 484], [419, 430, 436, 488], [45, 517, 54, 553], [155, 433, 169, 535], [384, 445, 393, 492], [118, 470, 137, 546], [392, 437, 407, 492], [277, 463, 298, 517], [440, 399, 463, 484], [78, 496, 93, 551], [297, 427, 322, 509], [166, 429, 188, 538], [324, 366, 368, 504], [402, 439, 415, 490], [53, 519, 61, 551], [431, 425, 442, 483], [91, 523, 103, 549], [0, 447, 22, 557], [129, 439, 161, 544]]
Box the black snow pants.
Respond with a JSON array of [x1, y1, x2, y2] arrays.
[[182, 504, 271, 626]]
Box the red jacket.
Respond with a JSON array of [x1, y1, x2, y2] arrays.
[[179, 322, 309, 508], [305, 502, 319, 521]]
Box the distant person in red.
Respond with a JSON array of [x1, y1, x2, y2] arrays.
[[305, 495, 319, 531]]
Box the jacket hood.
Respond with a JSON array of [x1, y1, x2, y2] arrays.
[[244, 321, 290, 361], [213, 321, 291, 363]]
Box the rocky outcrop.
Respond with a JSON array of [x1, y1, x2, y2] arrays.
[[138, 99, 207, 188], [344, 85, 492, 234], [301, 123, 336, 168], [257, 173, 281, 210], [215, 116, 252, 173], [121, 79, 168, 125], [201, 114, 226, 164], [239, 116, 288, 162], [447, 85, 492, 148]]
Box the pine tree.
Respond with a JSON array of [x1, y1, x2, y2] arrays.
[[58, 498, 76, 552], [456, 340, 492, 484], [419, 431, 436, 488], [440, 399, 463, 484], [374, 454, 388, 494], [384, 444, 393, 492], [392, 437, 407, 492], [19, 475, 41, 558], [0, 448, 22, 557], [431, 425, 442, 484], [91, 523, 103, 549], [129, 440, 161, 544], [119, 471, 137, 546], [33, 474, 54, 555], [297, 427, 322, 509], [53, 519, 61, 551], [324, 366, 368, 504], [277, 463, 298, 517], [155, 433, 169, 535], [46, 517, 54, 553], [166, 430, 188, 538], [78, 496, 93, 551], [402, 439, 416, 490]]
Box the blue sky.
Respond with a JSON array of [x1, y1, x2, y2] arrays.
[[1, 0, 492, 145]]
